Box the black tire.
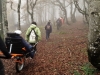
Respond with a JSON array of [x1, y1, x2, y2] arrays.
[[15, 57, 25, 72]]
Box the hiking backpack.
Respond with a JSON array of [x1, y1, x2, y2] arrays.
[[29, 28, 37, 42], [46, 25, 50, 29]]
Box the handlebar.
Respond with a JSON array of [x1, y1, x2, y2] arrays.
[[25, 42, 38, 56], [33, 42, 38, 47]]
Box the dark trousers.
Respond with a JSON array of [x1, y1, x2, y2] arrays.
[[57, 24, 61, 30], [0, 59, 5, 75], [20, 37, 32, 51], [22, 39, 36, 58], [30, 43, 37, 51], [30, 43, 37, 57], [46, 31, 50, 40], [18, 36, 34, 58]]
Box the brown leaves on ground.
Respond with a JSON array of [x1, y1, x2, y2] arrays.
[[2, 21, 90, 75]]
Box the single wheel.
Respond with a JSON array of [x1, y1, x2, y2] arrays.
[[15, 57, 25, 72]]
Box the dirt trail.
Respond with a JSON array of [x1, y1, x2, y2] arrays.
[[2, 21, 89, 75]]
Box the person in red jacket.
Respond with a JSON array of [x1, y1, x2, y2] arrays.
[[56, 18, 62, 30], [60, 17, 64, 25]]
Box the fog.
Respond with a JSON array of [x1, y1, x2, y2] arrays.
[[6, 0, 84, 32]]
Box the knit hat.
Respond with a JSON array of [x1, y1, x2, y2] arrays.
[[14, 30, 22, 34]]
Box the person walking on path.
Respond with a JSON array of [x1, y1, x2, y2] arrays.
[[60, 17, 64, 25], [45, 22, 52, 41], [56, 18, 62, 30], [25, 21, 41, 53]]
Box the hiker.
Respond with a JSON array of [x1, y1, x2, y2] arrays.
[[25, 21, 41, 53], [48, 20, 52, 25], [14, 30, 35, 58], [0, 36, 11, 75], [45, 21, 52, 41], [60, 17, 64, 25], [56, 18, 62, 30]]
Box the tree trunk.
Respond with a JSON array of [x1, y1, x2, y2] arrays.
[[18, 0, 21, 30], [27, 0, 38, 23], [88, 1, 100, 69], [0, 0, 7, 40], [64, 9, 70, 25]]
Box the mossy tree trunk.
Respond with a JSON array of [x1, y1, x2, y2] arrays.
[[88, 1, 100, 69], [0, 0, 7, 40]]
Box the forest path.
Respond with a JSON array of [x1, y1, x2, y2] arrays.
[[3, 21, 89, 75]]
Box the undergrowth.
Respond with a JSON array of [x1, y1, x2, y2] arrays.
[[73, 63, 97, 75]]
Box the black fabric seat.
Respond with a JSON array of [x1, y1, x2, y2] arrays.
[[5, 33, 27, 54]]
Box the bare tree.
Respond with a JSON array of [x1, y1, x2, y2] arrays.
[[33, 0, 57, 25], [51, 0, 71, 25], [73, 0, 100, 69], [73, 0, 89, 24], [7, 0, 16, 11], [27, 0, 38, 22], [18, 0, 21, 30], [0, 0, 7, 39], [7, 0, 21, 30], [87, 1, 100, 69], [70, 0, 76, 23]]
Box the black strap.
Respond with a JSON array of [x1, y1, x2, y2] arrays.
[[27, 27, 38, 40]]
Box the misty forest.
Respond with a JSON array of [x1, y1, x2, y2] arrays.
[[1, 0, 100, 75]]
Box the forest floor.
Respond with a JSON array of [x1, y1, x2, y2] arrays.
[[2, 20, 100, 75]]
